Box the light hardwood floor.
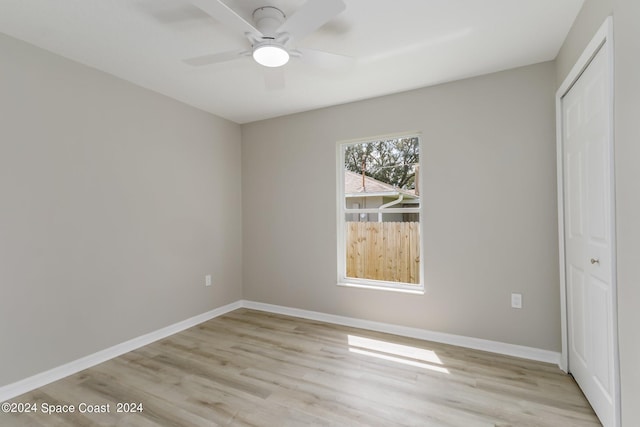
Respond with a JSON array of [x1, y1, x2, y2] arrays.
[[1, 309, 600, 426]]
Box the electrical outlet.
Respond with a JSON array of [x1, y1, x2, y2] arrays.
[[511, 293, 522, 309], [205, 275, 212, 287]]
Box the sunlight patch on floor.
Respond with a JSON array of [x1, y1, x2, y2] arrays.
[[347, 335, 449, 374]]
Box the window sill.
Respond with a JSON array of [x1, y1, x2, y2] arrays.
[[337, 281, 425, 295]]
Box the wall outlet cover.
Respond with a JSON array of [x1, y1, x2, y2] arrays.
[[511, 293, 523, 309]]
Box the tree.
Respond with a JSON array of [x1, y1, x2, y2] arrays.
[[344, 137, 419, 189]]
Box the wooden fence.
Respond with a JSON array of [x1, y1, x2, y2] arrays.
[[346, 221, 420, 284]]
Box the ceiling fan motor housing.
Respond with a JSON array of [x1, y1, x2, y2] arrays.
[[252, 6, 286, 39]]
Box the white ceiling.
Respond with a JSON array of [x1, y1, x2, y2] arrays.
[[0, 0, 583, 124]]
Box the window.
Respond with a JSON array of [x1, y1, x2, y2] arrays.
[[337, 134, 423, 292]]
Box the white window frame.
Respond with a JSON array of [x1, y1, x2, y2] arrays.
[[336, 133, 424, 294]]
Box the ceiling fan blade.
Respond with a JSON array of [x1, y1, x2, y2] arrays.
[[297, 47, 354, 71], [188, 0, 262, 38], [276, 0, 345, 41], [183, 50, 248, 66], [263, 67, 286, 91]]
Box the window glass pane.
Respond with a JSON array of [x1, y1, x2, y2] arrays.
[[343, 137, 420, 209], [344, 219, 420, 285], [341, 136, 421, 287]]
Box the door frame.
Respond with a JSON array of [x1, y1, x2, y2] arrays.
[[555, 16, 620, 426]]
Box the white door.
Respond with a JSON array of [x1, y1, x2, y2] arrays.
[[561, 43, 617, 426]]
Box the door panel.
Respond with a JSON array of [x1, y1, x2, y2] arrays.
[[587, 138, 608, 243], [568, 265, 586, 363], [562, 44, 615, 426], [567, 151, 584, 237], [590, 276, 610, 393]]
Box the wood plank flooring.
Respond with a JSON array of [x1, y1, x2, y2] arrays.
[[0, 309, 600, 426]]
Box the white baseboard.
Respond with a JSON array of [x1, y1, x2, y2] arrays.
[[1, 298, 561, 403], [0, 300, 242, 403], [240, 300, 561, 366]]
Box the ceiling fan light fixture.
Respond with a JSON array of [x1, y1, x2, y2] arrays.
[[253, 43, 289, 67]]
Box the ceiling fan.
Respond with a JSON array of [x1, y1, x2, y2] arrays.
[[185, 0, 352, 69]]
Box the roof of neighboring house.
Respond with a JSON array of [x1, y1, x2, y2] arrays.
[[344, 170, 417, 198]]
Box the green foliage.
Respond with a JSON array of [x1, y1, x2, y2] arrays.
[[344, 137, 419, 190]]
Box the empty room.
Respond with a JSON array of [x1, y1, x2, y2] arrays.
[[1, 0, 638, 426]]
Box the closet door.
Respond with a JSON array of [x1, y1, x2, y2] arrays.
[[561, 41, 616, 427]]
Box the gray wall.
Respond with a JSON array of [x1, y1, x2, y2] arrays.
[[0, 34, 243, 386], [557, 0, 640, 423], [242, 62, 560, 351], [612, 0, 640, 424]]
